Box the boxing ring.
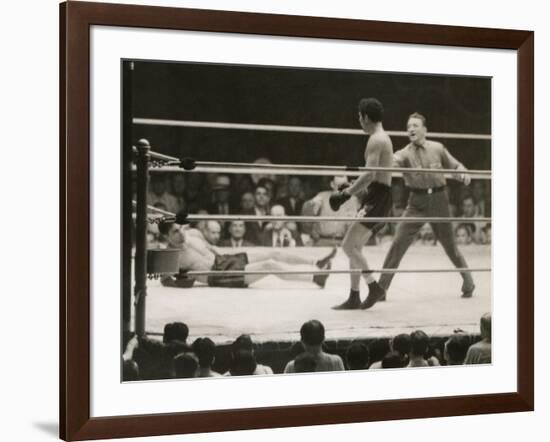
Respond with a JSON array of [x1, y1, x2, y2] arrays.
[[131, 133, 492, 344]]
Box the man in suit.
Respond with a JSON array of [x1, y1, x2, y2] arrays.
[[241, 183, 271, 245], [278, 176, 305, 217], [260, 205, 303, 247], [207, 174, 238, 239], [219, 220, 255, 248]]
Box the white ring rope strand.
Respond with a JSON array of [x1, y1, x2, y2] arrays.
[[135, 202, 491, 224], [132, 145, 492, 179], [185, 268, 491, 276], [176, 159, 491, 175], [182, 214, 491, 223], [150, 164, 491, 180], [133, 118, 492, 141]]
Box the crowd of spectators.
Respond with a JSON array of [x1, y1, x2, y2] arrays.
[[122, 313, 492, 381], [145, 158, 491, 248]]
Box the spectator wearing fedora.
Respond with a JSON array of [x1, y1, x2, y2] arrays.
[[207, 174, 238, 216], [207, 174, 238, 238]]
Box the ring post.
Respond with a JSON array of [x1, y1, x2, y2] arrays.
[[134, 139, 150, 337]]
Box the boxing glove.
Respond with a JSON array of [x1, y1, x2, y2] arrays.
[[329, 189, 351, 212]]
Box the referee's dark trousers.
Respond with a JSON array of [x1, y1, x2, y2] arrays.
[[378, 186, 475, 293]]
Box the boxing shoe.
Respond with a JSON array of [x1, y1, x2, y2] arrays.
[[461, 285, 475, 298], [332, 289, 361, 310], [360, 281, 386, 310]]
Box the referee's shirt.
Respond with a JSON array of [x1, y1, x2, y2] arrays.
[[393, 140, 464, 188]]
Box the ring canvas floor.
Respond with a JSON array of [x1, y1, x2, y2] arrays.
[[135, 243, 491, 343]]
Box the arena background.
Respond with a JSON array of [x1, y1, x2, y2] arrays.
[[130, 60, 491, 169]]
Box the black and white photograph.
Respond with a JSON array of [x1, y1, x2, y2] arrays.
[[122, 59, 492, 381], [2, 0, 543, 439]]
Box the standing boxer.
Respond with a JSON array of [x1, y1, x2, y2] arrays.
[[330, 98, 394, 310], [370, 112, 475, 309]]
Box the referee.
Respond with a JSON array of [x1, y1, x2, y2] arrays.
[[371, 112, 476, 307]]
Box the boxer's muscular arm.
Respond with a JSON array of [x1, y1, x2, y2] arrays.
[[345, 137, 383, 196]]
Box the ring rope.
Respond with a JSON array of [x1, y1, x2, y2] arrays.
[[135, 202, 491, 224], [164, 162, 491, 178], [170, 159, 491, 176], [133, 118, 492, 141], [184, 267, 491, 277], [178, 214, 491, 224], [133, 145, 491, 179], [148, 165, 492, 180]]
